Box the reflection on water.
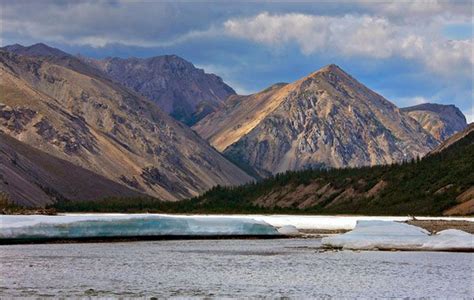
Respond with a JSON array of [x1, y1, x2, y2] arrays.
[[1, 239, 473, 298]]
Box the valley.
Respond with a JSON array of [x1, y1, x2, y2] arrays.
[[0, 43, 471, 216]]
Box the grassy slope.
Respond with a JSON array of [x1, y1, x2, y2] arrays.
[[52, 130, 474, 215]]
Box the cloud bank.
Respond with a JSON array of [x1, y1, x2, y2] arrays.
[[1, 0, 472, 121], [223, 12, 473, 77]]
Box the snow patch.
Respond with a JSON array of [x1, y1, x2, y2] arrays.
[[277, 225, 300, 236]]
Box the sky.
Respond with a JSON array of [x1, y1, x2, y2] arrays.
[[1, 0, 473, 122]]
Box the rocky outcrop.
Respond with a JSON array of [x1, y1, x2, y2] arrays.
[[82, 55, 235, 125], [0, 49, 252, 202], [194, 64, 438, 176], [402, 103, 467, 141]]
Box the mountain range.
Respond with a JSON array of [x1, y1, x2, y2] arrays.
[[55, 123, 474, 216], [0, 46, 250, 205], [0, 43, 469, 207]]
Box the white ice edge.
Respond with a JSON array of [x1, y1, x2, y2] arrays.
[[321, 220, 474, 251], [1, 214, 472, 230]]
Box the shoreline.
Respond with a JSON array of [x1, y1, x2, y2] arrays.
[[0, 234, 289, 245]]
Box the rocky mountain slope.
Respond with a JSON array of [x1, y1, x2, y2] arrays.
[[57, 124, 474, 216], [402, 103, 467, 141], [189, 123, 474, 215], [194, 64, 438, 176], [0, 133, 143, 207], [82, 55, 236, 125], [428, 123, 474, 155], [0, 49, 252, 202]]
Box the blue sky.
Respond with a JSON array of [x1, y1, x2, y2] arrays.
[[2, 0, 473, 121]]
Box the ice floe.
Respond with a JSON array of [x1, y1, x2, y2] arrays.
[[277, 225, 300, 236], [321, 221, 474, 252], [161, 214, 473, 231], [0, 215, 280, 240]]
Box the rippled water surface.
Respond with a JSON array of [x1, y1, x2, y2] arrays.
[[1, 239, 473, 298]]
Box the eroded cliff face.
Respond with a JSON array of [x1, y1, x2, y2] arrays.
[[402, 103, 467, 141], [82, 55, 235, 125], [194, 64, 438, 176], [0, 50, 252, 202]]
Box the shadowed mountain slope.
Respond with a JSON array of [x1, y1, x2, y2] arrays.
[[0, 133, 144, 207]]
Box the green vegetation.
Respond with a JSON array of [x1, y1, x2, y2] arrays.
[[53, 131, 474, 215]]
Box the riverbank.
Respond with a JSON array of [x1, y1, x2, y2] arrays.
[[406, 219, 474, 234]]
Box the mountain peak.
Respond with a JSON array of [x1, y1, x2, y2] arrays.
[[195, 62, 437, 176], [403, 103, 464, 116], [317, 63, 346, 74], [402, 103, 467, 141], [322, 63, 342, 71], [2, 42, 70, 58], [303, 64, 351, 83], [87, 54, 236, 125]]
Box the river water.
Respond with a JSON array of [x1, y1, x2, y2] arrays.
[[1, 238, 472, 298]]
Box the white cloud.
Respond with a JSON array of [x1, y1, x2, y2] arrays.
[[0, 1, 223, 48], [463, 107, 474, 123], [196, 63, 257, 95], [360, 0, 473, 21], [395, 96, 430, 108], [413, 96, 430, 105], [2, 1, 472, 83], [222, 12, 473, 77]]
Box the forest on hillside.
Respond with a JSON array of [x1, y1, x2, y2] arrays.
[[49, 129, 474, 216]]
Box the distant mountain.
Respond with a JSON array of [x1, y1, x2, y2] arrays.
[[82, 55, 236, 125], [0, 49, 252, 202], [194, 64, 438, 177], [402, 103, 467, 141], [0, 133, 143, 207], [1, 43, 71, 58]]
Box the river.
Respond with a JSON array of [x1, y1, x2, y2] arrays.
[[1, 238, 472, 298]]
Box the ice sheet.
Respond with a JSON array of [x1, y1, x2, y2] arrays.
[[146, 214, 471, 230], [3, 214, 472, 230], [321, 221, 474, 251], [1, 214, 472, 241], [0, 215, 280, 240]]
